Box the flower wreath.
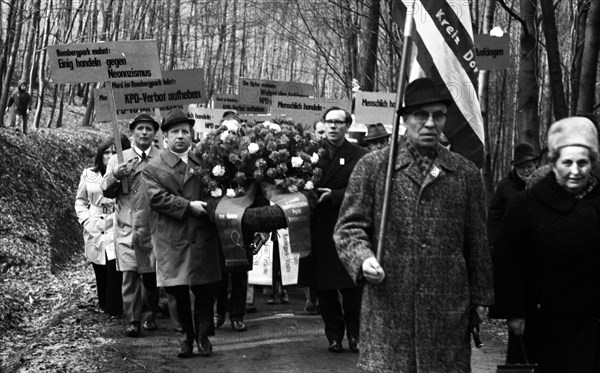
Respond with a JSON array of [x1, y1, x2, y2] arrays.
[[196, 118, 323, 198]]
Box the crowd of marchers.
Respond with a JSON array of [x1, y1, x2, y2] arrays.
[[74, 77, 600, 373]]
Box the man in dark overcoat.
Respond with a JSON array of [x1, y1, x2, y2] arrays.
[[142, 109, 221, 358], [312, 106, 368, 353], [334, 78, 494, 372], [102, 113, 160, 337]]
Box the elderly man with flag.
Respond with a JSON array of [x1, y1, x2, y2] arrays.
[[333, 77, 493, 372]]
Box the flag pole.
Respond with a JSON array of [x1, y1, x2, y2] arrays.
[[376, 0, 416, 263]]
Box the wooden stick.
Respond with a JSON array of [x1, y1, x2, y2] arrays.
[[107, 83, 129, 194], [375, 0, 416, 263]]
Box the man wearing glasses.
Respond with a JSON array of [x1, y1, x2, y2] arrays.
[[333, 78, 493, 371], [311, 106, 368, 353]]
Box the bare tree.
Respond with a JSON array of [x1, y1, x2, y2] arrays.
[[577, 0, 600, 115]]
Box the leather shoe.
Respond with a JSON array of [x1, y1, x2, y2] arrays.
[[177, 340, 193, 358], [231, 320, 247, 332], [143, 320, 157, 331], [280, 290, 289, 304], [348, 337, 359, 353], [328, 340, 343, 353], [125, 323, 141, 338], [197, 336, 212, 356], [214, 314, 225, 328]]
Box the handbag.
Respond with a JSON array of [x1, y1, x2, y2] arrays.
[[495, 336, 539, 373]]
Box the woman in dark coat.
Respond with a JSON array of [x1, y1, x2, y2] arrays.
[[493, 117, 600, 372]]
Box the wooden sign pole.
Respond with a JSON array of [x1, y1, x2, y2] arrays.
[[107, 83, 129, 194]]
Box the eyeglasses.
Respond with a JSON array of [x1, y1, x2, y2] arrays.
[[409, 110, 447, 125], [324, 119, 347, 125]]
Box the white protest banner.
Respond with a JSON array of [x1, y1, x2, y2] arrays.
[[48, 40, 161, 83], [94, 69, 205, 121], [211, 93, 269, 114], [211, 93, 238, 109], [187, 107, 231, 141], [247, 229, 299, 286], [474, 34, 510, 70], [238, 78, 314, 114], [353, 91, 397, 126], [270, 95, 352, 127]]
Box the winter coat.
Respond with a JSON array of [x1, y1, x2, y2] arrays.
[[101, 146, 159, 273], [492, 172, 600, 319], [334, 142, 494, 373], [74, 168, 116, 265], [487, 169, 526, 246], [142, 150, 221, 287], [7, 88, 32, 116], [311, 139, 368, 290]]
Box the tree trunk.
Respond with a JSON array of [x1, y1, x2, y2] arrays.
[[570, 0, 588, 115], [228, 0, 237, 93], [577, 0, 600, 115], [359, 0, 381, 92], [33, 0, 52, 130], [0, 2, 23, 127], [518, 0, 541, 150], [168, 0, 180, 70], [479, 0, 496, 200], [540, 0, 568, 120]]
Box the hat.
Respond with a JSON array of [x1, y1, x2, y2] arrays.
[[161, 108, 195, 132], [511, 142, 537, 165], [547, 116, 599, 154], [18, 79, 28, 86], [400, 77, 452, 114], [129, 113, 159, 132], [347, 131, 365, 144], [361, 123, 390, 144]]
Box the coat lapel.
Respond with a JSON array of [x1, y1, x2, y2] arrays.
[[184, 152, 202, 184], [320, 140, 355, 186]]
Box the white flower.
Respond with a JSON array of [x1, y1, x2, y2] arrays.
[[248, 143, 260, 154], [220, 131, 230, 141], [288, 185, 299, 193], [268, 122, 281, 132], [211, 188, 223, 198], [291, 156, 303, 168], [222, 119, 239, 132], [304, 181, 314, 190], [310, 152, 319, 164], [212, 165, 226, 177], [226, 188, 236, 198], [262, 120, 273, 127]]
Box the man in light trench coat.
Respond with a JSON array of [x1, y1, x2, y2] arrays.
[[142, 108, 221, 358], [334, 77, 494, 372], [102, 113, 160, 337]]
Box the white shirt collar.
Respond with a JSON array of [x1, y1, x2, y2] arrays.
[[170, 149, 189, 164]]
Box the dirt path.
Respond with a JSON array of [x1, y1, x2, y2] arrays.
[[3, 272, 508, 372]]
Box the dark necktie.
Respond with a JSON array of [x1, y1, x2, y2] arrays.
[[140, 152, 148, 162]]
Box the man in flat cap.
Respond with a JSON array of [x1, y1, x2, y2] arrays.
[[334, 77, 493, 371], [102, 113, 160, 337], [142, 108, 221, 358]]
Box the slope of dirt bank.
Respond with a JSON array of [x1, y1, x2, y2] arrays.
[[0, 122, 116, 371]]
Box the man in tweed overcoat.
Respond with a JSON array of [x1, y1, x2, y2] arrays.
[[334, 78, 494, 372]]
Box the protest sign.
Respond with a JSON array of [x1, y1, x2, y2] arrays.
[[270, 96, 351, 127], [48, 40, 161, 83], [95, 69, 205, 121], [474, 34, 510, 70], [238, 78, 314, 114], [187, 107, 231, 141], [211, 93, 269, 114], [353, 91, 397, 126]]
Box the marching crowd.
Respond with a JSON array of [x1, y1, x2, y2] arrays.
[[74, 78, 600, 372]]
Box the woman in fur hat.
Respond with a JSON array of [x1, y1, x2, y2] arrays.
[[492, 116, 600, 372]]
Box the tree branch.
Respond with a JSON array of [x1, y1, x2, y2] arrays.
[[496, 0, 529, 34]]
